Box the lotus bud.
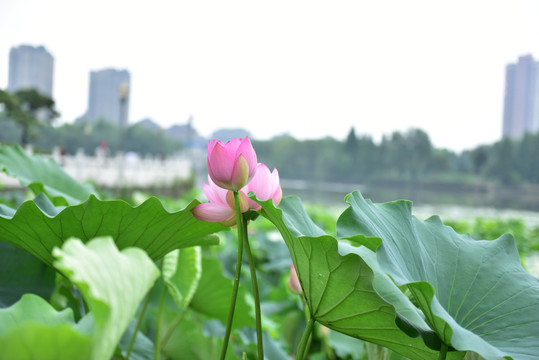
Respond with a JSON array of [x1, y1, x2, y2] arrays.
[[207, 137, 257, 191], [288, 263, 302, 295]]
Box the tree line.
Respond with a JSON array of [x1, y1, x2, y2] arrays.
[[253, 128, 539, 187], [1, 88, 538, 186], [0, 89, 182, 156]]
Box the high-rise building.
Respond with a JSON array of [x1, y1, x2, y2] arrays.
[[79, 68, 130, 127], [8, 45, 54, 97], [502, 54, 539, 138]]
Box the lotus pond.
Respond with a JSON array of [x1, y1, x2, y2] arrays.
[[0, 144, 538, 360]]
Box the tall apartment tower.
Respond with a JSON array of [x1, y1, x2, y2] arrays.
[[502, 54, 539, 138], [79, 68, 130, 127], [8, 45, 54, 97]]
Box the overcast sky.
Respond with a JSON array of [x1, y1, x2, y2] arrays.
[[1, 0, 538, 151]]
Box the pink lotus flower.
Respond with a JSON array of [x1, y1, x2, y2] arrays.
[[191, 176, 250, 226], [192, 163, 282, 225], [207, 137, 258, 191], [244, 163, 282, 210]]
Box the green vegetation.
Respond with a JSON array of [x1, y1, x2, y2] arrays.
[[27, 120, 182, 156], [1, 146, 539, 359], [0, 88, 182, 156], [445, 217, 539, 255], [254, 128, 539, 187], [1, 86, 539, 189], [0, 89, 58, 145]]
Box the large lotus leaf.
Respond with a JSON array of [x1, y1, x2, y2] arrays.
[[258, 196, 462, 360], [189, 256, 256, 330], [162, 310, 240, 360], [0, 242, 55, 307], [0, 294, 92, 360], [162, 246, 202, 310], [338, 191, 539, 360], [0, 237, 159, 360], [0, 145, 95, 206], [0, 193, 223, 267], [53, 237, 160, 360]]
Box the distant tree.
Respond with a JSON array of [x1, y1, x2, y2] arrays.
[[487, 138, 518, 185], [0, 90, 16, 111], [386, 131, 408, 176], [470, 145, 489, 175], [406, 128, 432, 178], [0, 89, 58, 145], [344, 127, 358, 153], [0, 98, 23, 145], [515, 132, 539, 183], [123, 123, 183, 155]]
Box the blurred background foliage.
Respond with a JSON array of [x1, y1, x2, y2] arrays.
[[253, 128, 539, 187], [1, 92, 539, 189]]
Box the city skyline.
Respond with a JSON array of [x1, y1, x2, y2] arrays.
[[8, 45, 539, 144], [1, 0, 539, 152], [8, 44, 54, 97], [78, 68, 131, 127], [502, 54, 539, 138]]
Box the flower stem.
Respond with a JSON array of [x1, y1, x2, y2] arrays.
[[438, 343, 449, 360], [296, 316, 315, 360], [125, 283, 155, 359], [242, 219, 264, 359], [220, 191, 245, 360], [159, 309, 186, 350], [300, 298, 312, 358], [154, 283, 167, 360]]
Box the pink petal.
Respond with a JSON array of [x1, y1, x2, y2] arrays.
[[237, 137, 257, 180], [245, 163, 282, 207], [207, 139, 217, 155], [192, 202, 235, 223], [269, 168, 282, 205], [271, 186, 283, 206], [247, 198, 262, 210], [203, 178, 229, 205], [208, 142, 235, 188], [248, 163, 273, 200], [230, 154, 250, 190], [226, 189, 250, 213], [226, 138, 242, 153], [288, 263, 302, 295]]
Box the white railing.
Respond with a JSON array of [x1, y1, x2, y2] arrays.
[[0, 146, 197, 189]]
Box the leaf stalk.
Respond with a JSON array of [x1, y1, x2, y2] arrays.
[[242, 218, 264, 359], [125, 282, 155, 359], [220, 191, 245, 360], [296, 316, 315, 360], [154, 277, 167, 360], [438, 343, 449, 360]]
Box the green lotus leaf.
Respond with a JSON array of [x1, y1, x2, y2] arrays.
[[0, 193, 223, 267], [190, 256, 256, 330], [0, 145, 95, 206], [338, 191, 539, 360], [53, 236, 160, 360], [259, 196, 462, 360], [0, 242, 55, 307], [161, 310, 240, 360], [0, 236, 159, 360], [162, 246, 202, 309], [0, 294, 92, 360]]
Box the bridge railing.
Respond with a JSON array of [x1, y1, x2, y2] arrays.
[[0, 146, 195, 189]]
